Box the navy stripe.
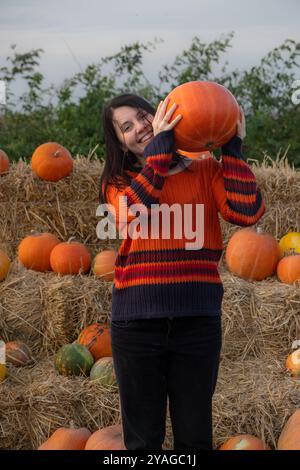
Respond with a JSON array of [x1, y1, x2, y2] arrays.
[[115, 266, 219, 280], [223, 162, 253, 177], [144, 130, 174, 158], [141, 166, 165, 189], [130, 180, 160, 207], [111, 282, 223, 321], [224, 179, 257, 194]]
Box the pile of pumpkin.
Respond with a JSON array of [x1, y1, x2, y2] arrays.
[[0, 232, 117, 279], [2, 135, 300, 449], [225, 226, 300, 379], [36, 411, 300, 450], [1, 142, 118, 280], [225, 227, 300, 285], [0, 323, 116, 385], [55, 323, 116, 386]]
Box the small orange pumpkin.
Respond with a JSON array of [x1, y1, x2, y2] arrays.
[[78, 323, 112, 360], [38, 426, 91, 450], [18, 232, 60, 272], [50, 238, 91, 275], [84, 424, 126, 450], [218, 434, 270, 450], [277, 254, 300, 284], [92, 250, 118, 281], [31, 142, 73, 182], [166, 81, 240, 152], [278, 410, 300, 450], [286, 348, 300, 377], [5, 341, 33, 366], [225, 227, 280, 281], [0, 249, 11, 281], [0, 150, 9, 175]]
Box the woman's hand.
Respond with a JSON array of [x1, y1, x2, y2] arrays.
[[237, 106, 246, 140], [152, 97, 182, 137]]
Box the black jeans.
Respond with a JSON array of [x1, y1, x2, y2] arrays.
[[111, 315, 222, 451]]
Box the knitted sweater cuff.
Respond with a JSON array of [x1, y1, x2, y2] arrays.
[[221, 135, 244, 160], [144, 130, 174, 159]]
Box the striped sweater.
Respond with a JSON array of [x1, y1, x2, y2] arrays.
[[105, 130, 265, 320]]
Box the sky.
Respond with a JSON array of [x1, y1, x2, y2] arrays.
[[0, 0, 300, 98]]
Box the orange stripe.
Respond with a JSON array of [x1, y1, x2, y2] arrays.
[[114, 274, 221, 289], [227, 193, 257, 204], [115, 260, 217, 269], [223, 172, 256, 182]]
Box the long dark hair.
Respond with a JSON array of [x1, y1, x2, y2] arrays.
[[99, 93, 191, 204]]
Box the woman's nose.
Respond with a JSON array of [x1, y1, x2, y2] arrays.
[[136, 119, 148, 133]]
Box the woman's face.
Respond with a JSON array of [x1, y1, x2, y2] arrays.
[[112, 106, 154, 158]]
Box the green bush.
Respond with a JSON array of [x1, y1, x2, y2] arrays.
[[0, 34, 299, 165]]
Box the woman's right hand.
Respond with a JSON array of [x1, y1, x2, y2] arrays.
[[152, 97, 182, 137]]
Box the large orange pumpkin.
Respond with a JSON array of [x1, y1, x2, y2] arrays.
[[78, 323, 112, 360], [38, 426, 91, 450], [84, 424, 126, 450], [166, 81, 240, 152], [225, 227, 280, 281], [278, 410, 300, 450], [0, 249, 11, 281], [218, 434, 270, 450], [277, 254, 300, 284], [0, 149, 9, 175], [50, 238, 91, 275], [92, 250, 118, 281], [286, 348, 300, 377], [18, 232, 60, 272], [31, 142, 73, 182]]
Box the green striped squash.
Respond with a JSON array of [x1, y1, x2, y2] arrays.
[[55, 343, 94, 376], [90, 357, 117, 386]]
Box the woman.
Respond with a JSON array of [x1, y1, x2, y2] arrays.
[[99, 93, 265, 450]]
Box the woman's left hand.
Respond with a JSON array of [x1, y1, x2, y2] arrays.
[[237, 106, 246, 140]]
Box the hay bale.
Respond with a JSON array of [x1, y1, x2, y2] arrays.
[[255, 153, 300, 206], [1, 355, 299, 450], [0, 261, 113, 358], [0, 157, 103, 204], [1, 262, 299, 363], [0, 359, 121, 450], [42, 272, 112, 353], [1, 153, 300, 450], [1, 154, 299, 254], [213, 356, 300, 450], [0, 242, 16, 260], [220, 204, 300, 247], [220, 269, 300, 360], [0, 200, 121, 251]]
